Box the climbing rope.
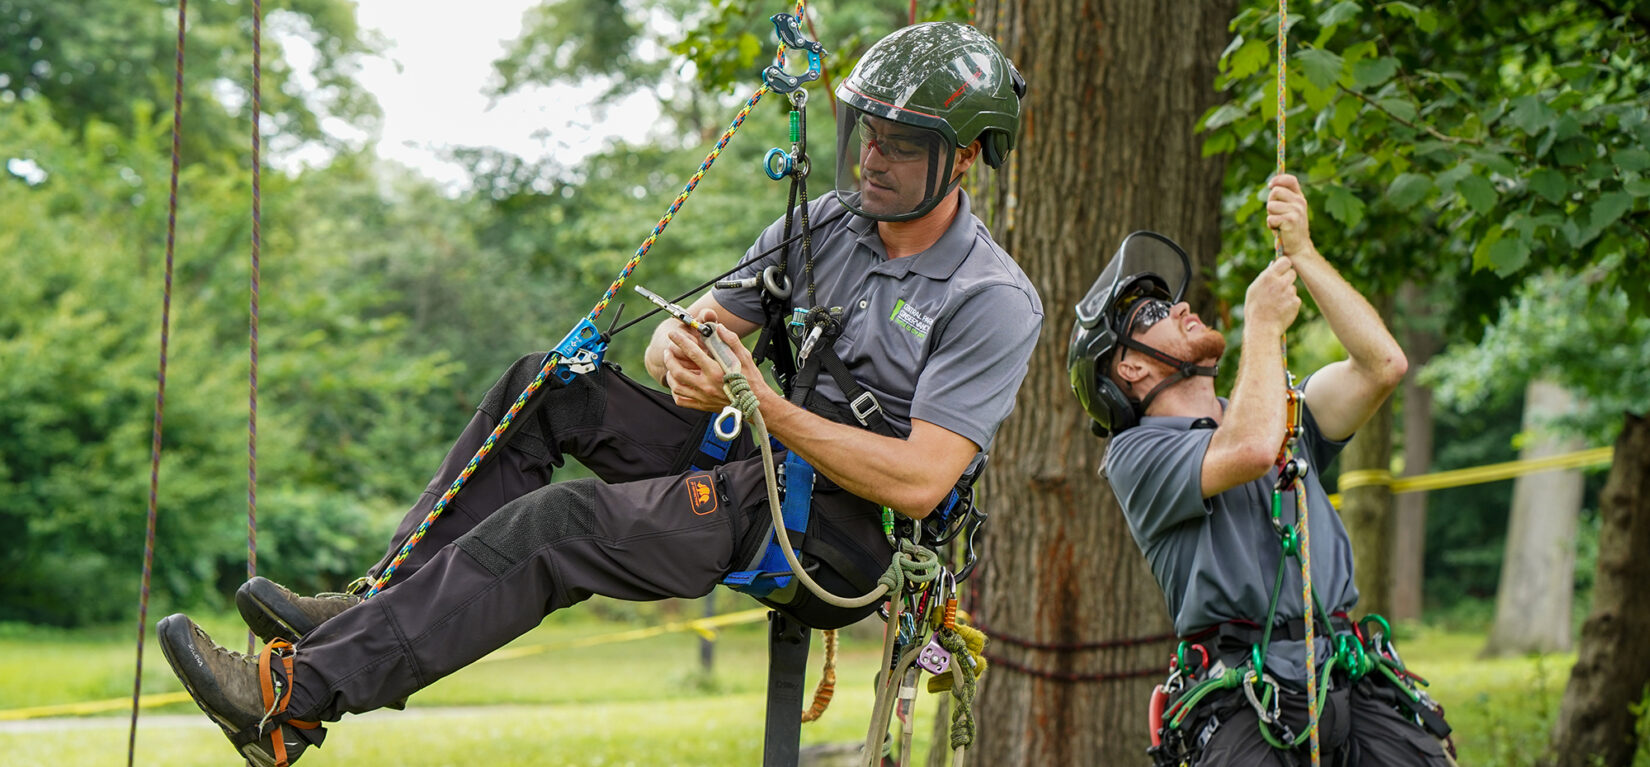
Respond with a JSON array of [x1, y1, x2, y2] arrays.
[[128, 2, 188, 764], [1271, 1, 1322, 762], [366, 0, 808, 597]]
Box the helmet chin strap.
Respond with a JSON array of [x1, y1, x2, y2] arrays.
[[1119, 337, 1219, 416]]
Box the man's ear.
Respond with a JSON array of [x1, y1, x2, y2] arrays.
[[1115, 355, 1150, 388], [952, 141, 983, 180]]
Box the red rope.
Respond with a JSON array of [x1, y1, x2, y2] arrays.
[[248, 0, 263, 656], [985, 653, 1164, 683], [129, 3, 187, 764]]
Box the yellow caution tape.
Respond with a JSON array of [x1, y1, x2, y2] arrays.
[[0, 691, 193, 721], [1330, 445, 1613, 506], [478, 607, 771, 664], [0, 608, 773, 722]]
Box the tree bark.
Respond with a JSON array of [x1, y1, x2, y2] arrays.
[[1548, 412, 1650, 767], [959, 2, 1234, 764], [1342, 390, 1395, 620], [1340, 294, 1396, 619], [1390, 283, 1439, 622], [1482, 378, 1587, 656]]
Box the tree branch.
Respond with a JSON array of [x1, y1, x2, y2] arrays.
[[1336, 85, 1485, 146]]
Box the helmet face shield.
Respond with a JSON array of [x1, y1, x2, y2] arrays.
[[1074, 232, 1191, 333], [835, 107, 957, 222]]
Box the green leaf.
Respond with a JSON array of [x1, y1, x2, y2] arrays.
[[1379, 2, 1423, 20], [1352, 57, 1399, 89], [1386, 173, 1434, 210], [1615, 148, 1650, 173], [1296, 48, 1346, 90], [1591, 192, 1633, 231], [1528, 168, 1571, 203], [1376, 98, 1418, 125], [1488, 235, 1531, 275], [1416, 7, 1439, 33], [1458, 175, 1498, 215], [1554, 138, 1596, 167], [1625, 178, 1650, 197], [1434, 163, 1471, 193], [1202, 103, 1248, 131], [1331, 97, 1361, 137], [1318, 1, 1362, 29], [1324, 184, 1367, 229], [1506, 95, 1554, 136], [1229, 39, 1271, 80], [1471, 149, 1518, 177], [1472, 224, 1504, 270]]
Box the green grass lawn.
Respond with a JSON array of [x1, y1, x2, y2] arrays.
[[2, 607, 1645, 766]]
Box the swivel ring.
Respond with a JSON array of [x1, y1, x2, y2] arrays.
[[764, 148, 794, 180]]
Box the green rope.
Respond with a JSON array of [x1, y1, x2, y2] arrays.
[[937, 627, 977, 750]]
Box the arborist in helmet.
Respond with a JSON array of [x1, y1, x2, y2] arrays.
[[155, 22, 1038, 766], [1068, 175, 1453, 765]]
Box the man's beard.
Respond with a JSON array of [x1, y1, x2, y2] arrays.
[[1187, 328, 1226, 364]]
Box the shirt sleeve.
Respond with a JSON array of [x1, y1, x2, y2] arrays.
[[907, 284, 1042, 451], [1104, 426, 1216, 546]]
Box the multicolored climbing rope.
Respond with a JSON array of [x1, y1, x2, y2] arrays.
[[367, 0, 809, 597]]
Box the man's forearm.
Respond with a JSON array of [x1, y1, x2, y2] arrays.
[[752, 389, 966, 518], [1291, 246, 1405, 377], [1218, 324, 1289, 460]]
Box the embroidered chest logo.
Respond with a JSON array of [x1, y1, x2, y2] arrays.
[[888, 299, 934, 340], [685, 474, 718, 516]]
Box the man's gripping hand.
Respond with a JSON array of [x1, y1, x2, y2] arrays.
[[1266, 174, 1316, 259], [1244, 257, 1301, 338], [663, 309, 771, 412]]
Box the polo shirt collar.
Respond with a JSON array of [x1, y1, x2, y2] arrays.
[[1138, 398, 1230, 431], [847, 190, 975, 280]]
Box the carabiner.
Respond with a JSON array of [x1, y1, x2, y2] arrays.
[[761, 14, 825, 94], [713, 406, 743, 441]]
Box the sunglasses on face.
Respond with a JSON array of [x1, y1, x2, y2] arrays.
[[1115, 295, 1173, 363]]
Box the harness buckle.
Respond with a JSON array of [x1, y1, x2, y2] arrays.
[[849, 390, 882, 425]]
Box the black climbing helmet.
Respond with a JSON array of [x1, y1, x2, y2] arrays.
[[834, 22, 1026, 222], [1068, 231, 1211, 437]]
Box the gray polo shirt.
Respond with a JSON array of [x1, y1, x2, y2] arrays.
[[713, 191, 1042, 451], [1103, 394, 1358, 682]]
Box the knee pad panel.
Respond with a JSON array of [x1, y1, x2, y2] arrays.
[[456, 479, 599, 576]]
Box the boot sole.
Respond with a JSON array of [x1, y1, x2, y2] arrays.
[[236, 577, 307, 644], [156, 614, 287, 767]]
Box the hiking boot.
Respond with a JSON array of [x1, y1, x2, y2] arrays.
[[157, 614, 323, 767], [236, 576, 363, 643]]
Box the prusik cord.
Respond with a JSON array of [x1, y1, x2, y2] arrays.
[[366, 0, 809, 597]]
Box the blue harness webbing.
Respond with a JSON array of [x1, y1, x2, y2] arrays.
[[686, 418, 734, 471], [722, 448, 814, 597]]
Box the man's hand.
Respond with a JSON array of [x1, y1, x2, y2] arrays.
[[663, 308, 770, 413], [1244, 256, 1301, 337], [1266, 174, 1315, 259]]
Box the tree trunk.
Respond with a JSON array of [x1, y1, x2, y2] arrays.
[[959, 2, 1233, 764], [1391, 283, 1440, 622], [1483, 378, 1586, 656], [1342, 389, 1395, 620], [1548, 413, 1650, 767], [1340, 294, 1396, 620]]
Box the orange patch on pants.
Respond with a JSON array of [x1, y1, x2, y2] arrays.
[[686, 474, 718, 516]]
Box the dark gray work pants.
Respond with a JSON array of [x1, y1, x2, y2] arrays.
[[280, 354, 891, 723], [1189, 674, 1453, 766]]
